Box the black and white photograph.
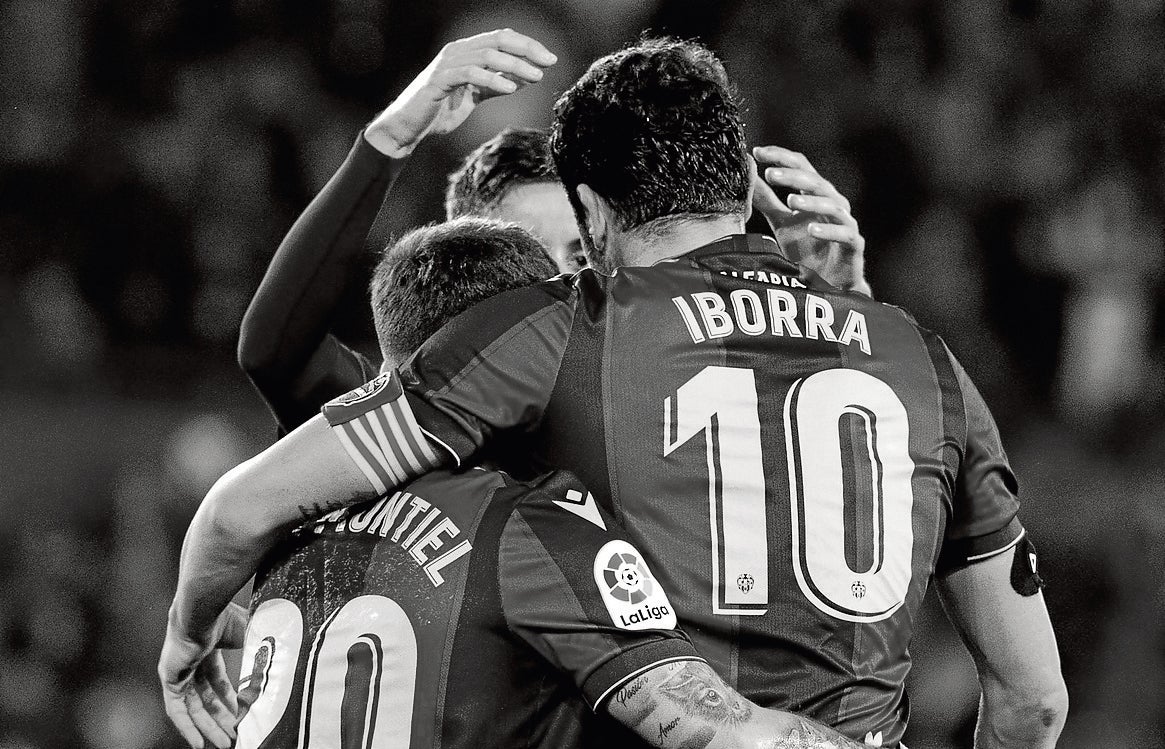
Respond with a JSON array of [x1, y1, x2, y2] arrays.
[[2, 1, 1163, 747]]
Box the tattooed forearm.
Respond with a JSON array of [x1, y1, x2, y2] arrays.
[[606, 660, 867, 749], [655, 661, 752, 726], [659, 716, 682, 742], [613, 674, 657, 727], [297, 497, 353, 522], [760, 719, 868, 749], [615, 676, 648, 707]]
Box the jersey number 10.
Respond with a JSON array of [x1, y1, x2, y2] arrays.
[[664, 366, 916, 622]]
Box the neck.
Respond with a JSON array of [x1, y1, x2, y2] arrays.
[[612, 215, 747, 268]]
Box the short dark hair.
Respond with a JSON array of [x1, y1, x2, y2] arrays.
[[444, 128, 557, 219], [370, 217, 556, 361], [549, 38, 750, 232]]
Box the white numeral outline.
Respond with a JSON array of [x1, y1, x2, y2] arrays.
[[785, 369, 916, 622], [237, 595, 417, 748], [664, 366, 768, 615], [665, 366, 916, 622]]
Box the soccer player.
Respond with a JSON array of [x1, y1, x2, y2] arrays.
[[167, 217, 868, 749], [238, 28, 868, 434], [163, 38, 1068, 747]]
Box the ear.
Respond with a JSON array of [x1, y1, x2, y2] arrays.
[[576, 184, 612, 248]]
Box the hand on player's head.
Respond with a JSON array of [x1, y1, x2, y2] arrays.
[[751, 145, 869, 294], [366, 28, 557, 158]]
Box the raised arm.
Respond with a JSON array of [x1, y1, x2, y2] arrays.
[[239, 28, 557, 432], [936, 548, 1067, 749], [237, 132, 393, 432], [750, 145, 871, 296]]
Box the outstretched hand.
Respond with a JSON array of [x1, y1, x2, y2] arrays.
[[365, 28, 557, 157], [159, 602, 250, 749], [751, 146, 871, 296]]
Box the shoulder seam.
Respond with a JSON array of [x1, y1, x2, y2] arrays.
[[434, 297, 575, 397], [496, 507, 539, 641]]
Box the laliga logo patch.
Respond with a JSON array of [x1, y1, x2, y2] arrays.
[[593, 540, 676, 631], [335, 373, 392, 405]]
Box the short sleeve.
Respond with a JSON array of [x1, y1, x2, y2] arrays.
[[937, 345, 1024, 572], [498, 471, 702, 709], [395, 280, 576, 464]]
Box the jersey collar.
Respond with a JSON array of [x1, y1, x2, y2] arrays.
[[673, 233, 835, 291]]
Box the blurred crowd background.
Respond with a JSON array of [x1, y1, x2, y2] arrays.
[[2, 0, 1163, 747]]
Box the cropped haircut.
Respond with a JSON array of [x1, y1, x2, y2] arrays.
[[549, 37, 750, 232], [370, 217, 556, 361], [444, 128, 557, 219]]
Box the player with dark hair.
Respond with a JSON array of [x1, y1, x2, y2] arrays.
[[441, 127, 589, 274], [236, 30, 567, 434], [163, 37, 1067, 749], [551, 39, 749, 269], [237, 29, 868, 435], [170, 217, 867, 749]]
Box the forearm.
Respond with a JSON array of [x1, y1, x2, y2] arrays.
[[973, 680, 1067, 749], [170, 468, 284, 642], [609, 660, 865, 749], [171, 415, 384, 641], [239, 133, 403, 397]]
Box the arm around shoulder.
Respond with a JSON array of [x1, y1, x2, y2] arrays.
[[170, 414, 382, 641], [605, 659, 869, 749]]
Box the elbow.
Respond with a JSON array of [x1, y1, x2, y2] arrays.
[[237, 312, 277, 380], [202, 474, 253, 547], [984, 675, 1069, 743], [1033, 681, 1069, 735], [1019, 676, 1069, 732], [202, 464, 283, 547]]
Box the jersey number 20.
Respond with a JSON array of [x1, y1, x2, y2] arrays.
[[664, 366, 916, 622], [235, 595, 416, 748]]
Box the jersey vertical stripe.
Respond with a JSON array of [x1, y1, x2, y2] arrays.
[[391, 397, 442, 467], [332, 425, 390, 494], [367, 408, 417, 478], [351, 418, 406, 485]]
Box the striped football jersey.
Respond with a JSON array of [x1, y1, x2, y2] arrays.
[[234, 465, 700, 748], [322, 233, 1025, 746]]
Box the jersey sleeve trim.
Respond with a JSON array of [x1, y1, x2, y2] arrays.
[[938, 518, 1025, 573], [965, 525, 1025, 562], [322, 372, 447, 493], [583, 640, 704, 710]]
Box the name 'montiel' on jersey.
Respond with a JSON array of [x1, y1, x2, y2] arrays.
[[322, 233, 1027, 747], [234, 462, 702, 749], [309, 485, 471, 586]]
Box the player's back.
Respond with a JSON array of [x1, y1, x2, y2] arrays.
[[234, 468, 588, 749], [533, 235, 1020, 744]]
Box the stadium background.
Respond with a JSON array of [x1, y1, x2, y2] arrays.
[[1, 0, 1162, 746]]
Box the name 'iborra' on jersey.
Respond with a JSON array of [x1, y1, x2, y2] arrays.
[[670, 284, 871, 354]]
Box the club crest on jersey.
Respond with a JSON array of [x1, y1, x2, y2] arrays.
[[593, 540, 676, 631]]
